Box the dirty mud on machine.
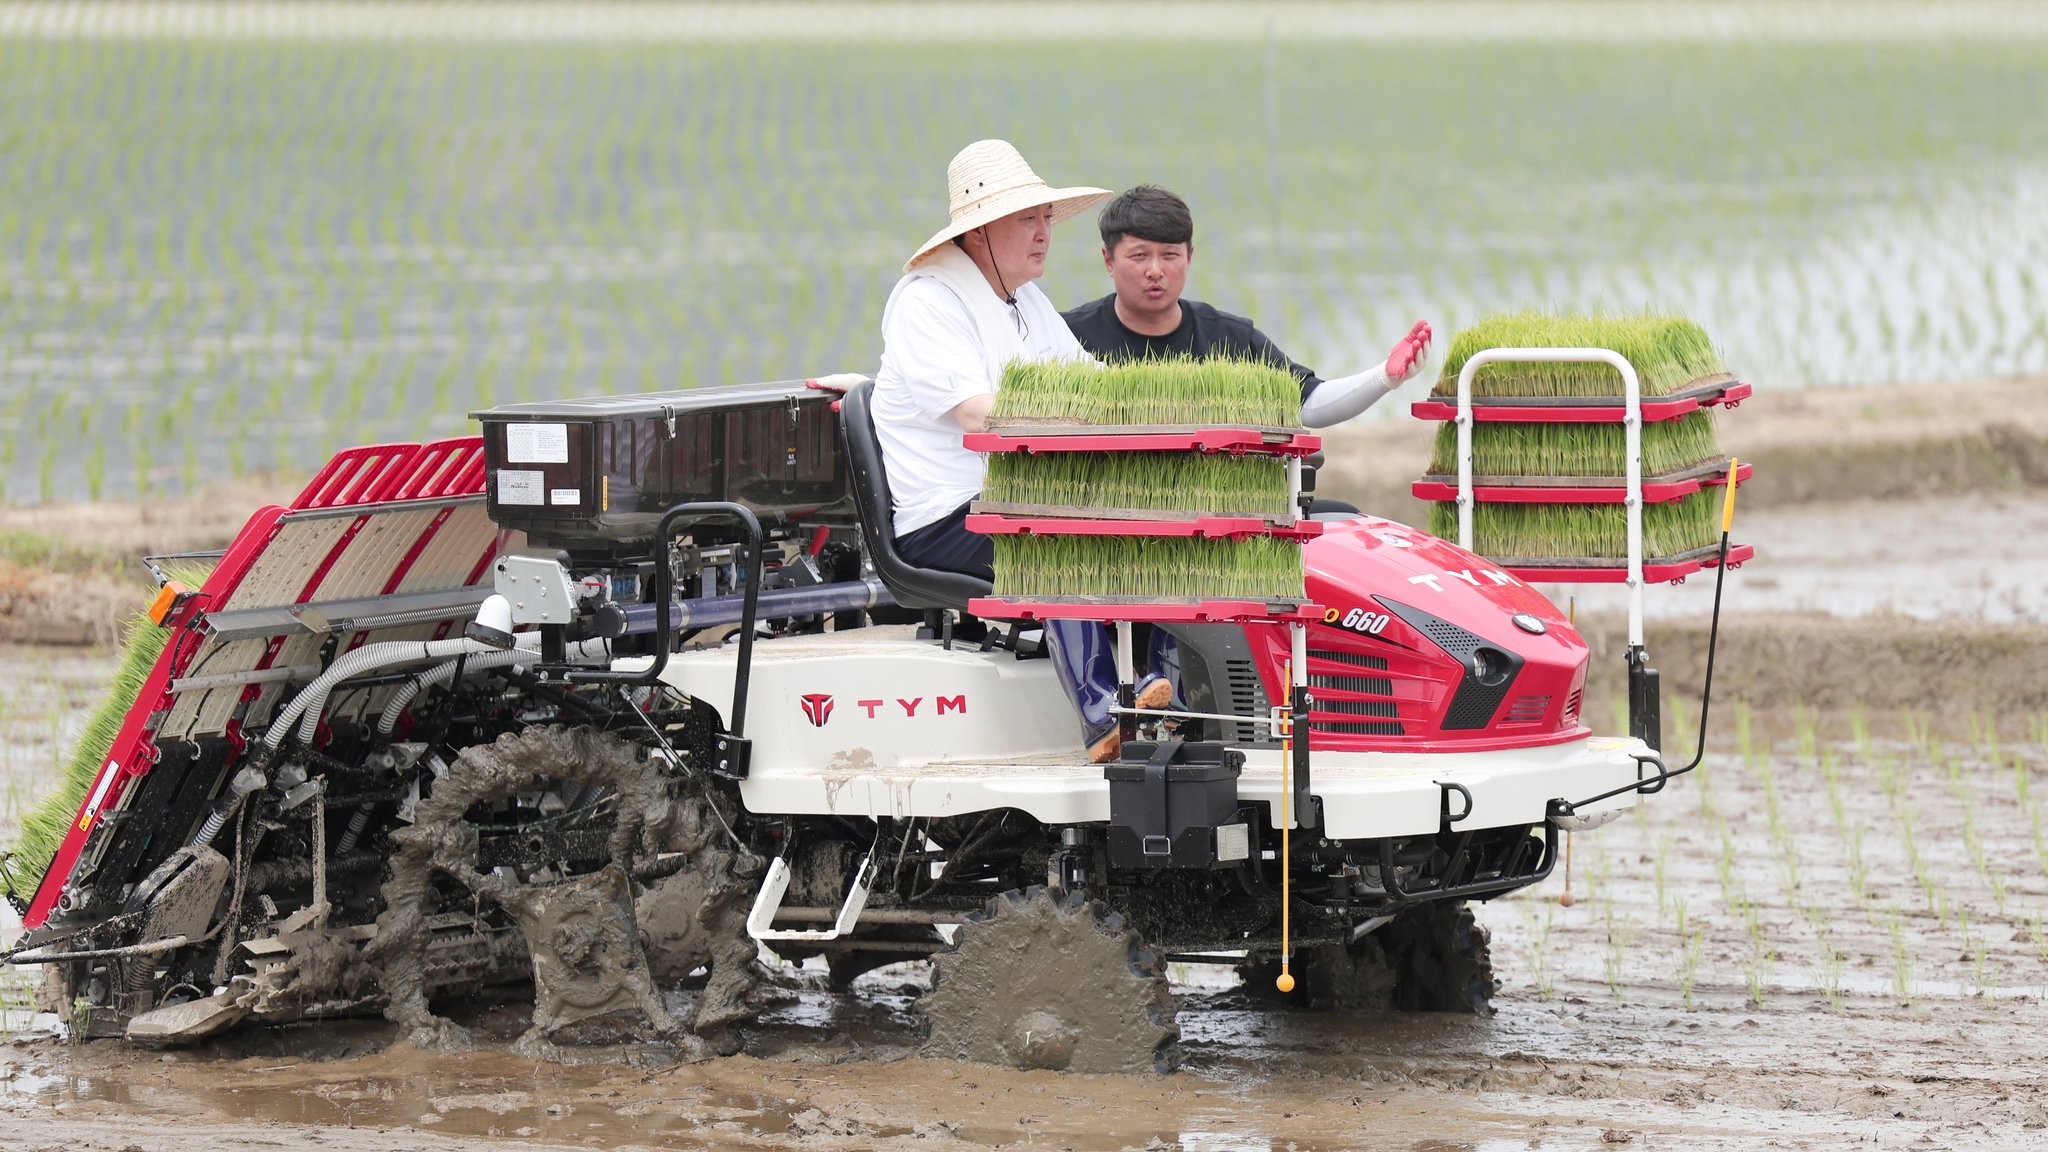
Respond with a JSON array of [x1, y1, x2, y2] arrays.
[[4, 373, 1715, 1074]]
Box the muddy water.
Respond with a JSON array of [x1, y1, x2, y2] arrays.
[[8, 711, 2048, 1149], [6, 610, 2048, 1147], [1551, 491, 2048, 625]]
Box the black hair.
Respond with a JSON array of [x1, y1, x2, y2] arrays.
[[1097, 185, 1194, 254]]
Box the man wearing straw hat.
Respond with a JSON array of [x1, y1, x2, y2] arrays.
[[862, 138, 1168, 762]]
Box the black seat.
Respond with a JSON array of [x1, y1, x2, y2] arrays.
[[838, 378, 992, 613]]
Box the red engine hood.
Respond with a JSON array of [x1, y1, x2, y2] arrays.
[[1253, 516, 1593, 752]]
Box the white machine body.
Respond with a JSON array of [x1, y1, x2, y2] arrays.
[[653, 629, 1647, 841]]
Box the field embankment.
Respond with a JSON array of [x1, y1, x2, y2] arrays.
[[1324, 373, 2048, 526]]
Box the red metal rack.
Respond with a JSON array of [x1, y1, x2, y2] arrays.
[[1413, 459, 1752, 505], [1501, 543, 1755, 586], [1409, 377, 1750, 424]]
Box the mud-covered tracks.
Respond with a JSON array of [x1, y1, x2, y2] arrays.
[[367, 725, 758, 1059]]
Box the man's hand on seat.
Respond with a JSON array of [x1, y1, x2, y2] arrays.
[[1386, 321, 1433, 383], [805, 373, 870, 411]]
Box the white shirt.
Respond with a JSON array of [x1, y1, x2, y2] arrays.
[[872, 246, 1091, 535]]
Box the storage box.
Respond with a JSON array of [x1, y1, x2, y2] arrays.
[[1104, 741, 1249, 869], [474, 380, 855, 556]]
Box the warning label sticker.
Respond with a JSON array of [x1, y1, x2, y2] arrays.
[[505, 422, 569, 463], [497, 469, 545, 506]]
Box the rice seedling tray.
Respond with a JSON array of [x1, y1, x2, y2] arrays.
[[967, 425, 1320, 457], [1412, 458, 1752, 505], [967, 506, 1322, 540], [1410, 377, 1750, 424], [1497, 542, 1754, 585], [969, 596, 1325, 624]]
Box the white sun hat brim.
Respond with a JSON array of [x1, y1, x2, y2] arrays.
[[905, 139, 1111, 272]]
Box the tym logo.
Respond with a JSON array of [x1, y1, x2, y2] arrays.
[[804, 695, 968, 720], [799, 693, 834, 727], [1407, 569, 1523, 592]]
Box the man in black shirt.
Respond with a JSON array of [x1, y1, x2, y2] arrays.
[[1062, 185, 1431, 429]]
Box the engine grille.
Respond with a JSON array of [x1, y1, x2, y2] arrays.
[[1308, 648, 1401, 735], [1503, 695, 1552, 724]]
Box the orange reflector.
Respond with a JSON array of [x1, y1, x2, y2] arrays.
[[147, 580, 189, 626]]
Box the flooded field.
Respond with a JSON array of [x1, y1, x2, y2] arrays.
[[4, 700, 2048, 1150], [4, 592, 2048, 1149], [4, 2, 2048, 501]]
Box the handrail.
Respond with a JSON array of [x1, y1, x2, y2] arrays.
[[1455, 347, 1644, 647]]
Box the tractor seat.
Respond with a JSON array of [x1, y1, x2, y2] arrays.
[[838, 378, 993, 614]]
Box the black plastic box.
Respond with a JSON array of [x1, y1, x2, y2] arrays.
[[1104, 741, 1249, 869], [473, 380, 855, 557]]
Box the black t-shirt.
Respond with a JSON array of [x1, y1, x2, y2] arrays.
[[1061, 294, 1322, 398]]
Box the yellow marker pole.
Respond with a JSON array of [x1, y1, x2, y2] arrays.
[[1560, 595, 1576, 907], [1277, 659, 1295, 994], [1722, 458, 1740, 533]]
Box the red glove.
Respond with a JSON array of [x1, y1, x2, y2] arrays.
[[1386, 320, 1432, 383]]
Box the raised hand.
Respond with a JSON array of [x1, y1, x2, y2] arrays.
[[1386, 320, 1433, 383]]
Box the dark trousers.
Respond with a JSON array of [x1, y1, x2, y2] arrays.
[[895, 502, 994, 583]]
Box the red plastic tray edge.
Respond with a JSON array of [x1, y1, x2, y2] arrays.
[[1411, 462, 1754, 505], [967, 598, 1324, 623], [1409, 381, 1751, 424], [1506, 543, 1755, 584], [965, 513, 1322, 539]]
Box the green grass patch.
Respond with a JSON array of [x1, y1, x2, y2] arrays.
[[0, 530, 141, 584], [1427, 411, 1723, 477], [992, 534, 1305, 600], [1427, 490, 1722, 561], [993, 357, 1302, 427], [1433, 311, 1728, 398], [983, 452, 1292, 518]]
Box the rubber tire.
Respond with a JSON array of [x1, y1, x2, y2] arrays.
[[1379, 900, 1498, 1015]]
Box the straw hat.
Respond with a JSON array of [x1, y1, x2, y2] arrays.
[[905, 139, 1111, 272]]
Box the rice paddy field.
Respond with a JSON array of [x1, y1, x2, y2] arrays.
[[3, 1, 2048, 504]]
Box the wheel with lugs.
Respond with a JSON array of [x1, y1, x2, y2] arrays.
[[1379, 900, 1497, 1015], [1236, 934, 1398, 1011], [920, 886, 1179, 1074]]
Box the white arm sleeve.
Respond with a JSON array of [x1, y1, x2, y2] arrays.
[[1300, 360, 1396, 429]]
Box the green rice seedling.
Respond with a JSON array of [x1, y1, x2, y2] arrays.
[[1433, 311, 1728, 399], [983, 452, 1292, 519], [1679, 927, 1705, 1009], [1517, 901, 1557, 1000], [1426, 488, 1721, 562], [990, 534, 1304, 601], [1822, 746, 1846, 833], [0, 614, 169, 901], [1602, 904, 1635, 1003], [0, 557, 214, 903], [1819, 942, 1845, 1014], [992, 356, 1302, 428], [1427, 411, 1722, 478], [1887, 909, 1914, 1007], [1845, 825, 1869, 905]]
